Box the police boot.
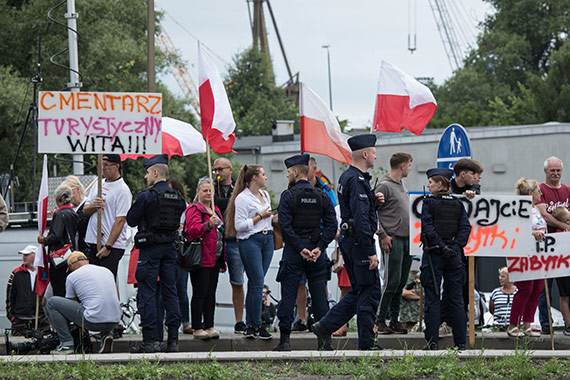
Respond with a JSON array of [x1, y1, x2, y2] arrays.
[[313, 322, 333, 351], [166, 328, 179, 352], [272, 332, 291, 351], [130, 328, 155, 353]]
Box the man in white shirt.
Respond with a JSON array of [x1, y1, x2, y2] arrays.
[[82, 154, 132, 279], [46, 251, 121, 354]]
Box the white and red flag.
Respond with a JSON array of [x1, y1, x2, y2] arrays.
[[300, 83, 352, 165], [120, 117, 206, 160], [198, 42, 236, 153], [372, 61, 437, 136], [35, 154, 49, 296]]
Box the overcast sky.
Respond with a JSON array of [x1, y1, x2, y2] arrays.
[[156, 0, 494, 129]]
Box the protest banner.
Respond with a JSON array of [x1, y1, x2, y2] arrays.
[[409, 194, 534, 257], [37, 91, 162, 154], [508, 232, 570, 282]]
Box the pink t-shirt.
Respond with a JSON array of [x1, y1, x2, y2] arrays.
[[538, 183, 570, 233]]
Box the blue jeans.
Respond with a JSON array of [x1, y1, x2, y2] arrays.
[[239, 232, 274, 328], [46, 296, 117, 347]]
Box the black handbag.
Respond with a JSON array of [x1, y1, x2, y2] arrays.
[[179, 213, 205, 272]]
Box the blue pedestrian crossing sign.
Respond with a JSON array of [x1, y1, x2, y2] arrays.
[[436, 123, 471, 169]]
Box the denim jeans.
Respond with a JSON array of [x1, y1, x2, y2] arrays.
[[226, 240, 245, 285], [46, 296, 117, 347], [239, 232, 274, 328]]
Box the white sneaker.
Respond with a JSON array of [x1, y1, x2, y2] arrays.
[[53, 345, 75, 355]]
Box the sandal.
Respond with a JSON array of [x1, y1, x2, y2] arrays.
[[507, 326, 524, 337], [523, 328, 540, 337]]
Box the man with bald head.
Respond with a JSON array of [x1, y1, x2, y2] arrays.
[[537, 156, 570, 335]]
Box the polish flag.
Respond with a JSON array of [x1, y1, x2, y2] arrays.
[[198, 42, 236, 153], [300, 83, 352, 165], [372, 61, 437, 136], [120, 117, 206, 160], [35, 154, 49, 296]]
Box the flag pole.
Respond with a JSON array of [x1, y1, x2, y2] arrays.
[[97, 154, 102, 251], [206, 131, 215, 212], [545, 279, 554, 350], [34, 294, 40, 329]]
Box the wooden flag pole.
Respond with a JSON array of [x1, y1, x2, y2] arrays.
[[34, 294, 40, 329], [468, 256, 475, 348], [545, 279, 555, 350], [419, 285, 424, 332], [206, 132, 215, 211], [97, 154, 103, 251]]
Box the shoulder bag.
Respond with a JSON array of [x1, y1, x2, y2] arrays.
[[50, 213, 75, 269], [179, 213, 205, 272]]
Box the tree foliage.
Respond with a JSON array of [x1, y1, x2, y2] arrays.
[[429, 0, 570, 128], [0, 0, 200, 204], [225, 46, 298, 136]]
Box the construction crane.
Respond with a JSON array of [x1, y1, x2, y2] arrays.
[[247, 0, 299, 105], [156, 27, 201, 115], [428, 0, 463, 71]]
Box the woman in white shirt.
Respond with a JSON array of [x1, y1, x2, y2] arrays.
[[226, 164, 275, 340]]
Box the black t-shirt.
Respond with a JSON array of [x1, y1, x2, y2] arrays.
[[450, 178, 480, 195], [214, 179, 235, 217]]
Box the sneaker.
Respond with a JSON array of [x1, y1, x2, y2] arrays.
[[389, 320, 408, 334], [423, 342, 438, 351], [563, 326, 570, 336], [541, 325, 551, 335], [98, 333, 114, 354], [375, 320, 393, 335], [52, 345, 75, 355], [234, 321, 247, 334], [206, 328, 220, 339], [291, 321, 308, 332], [256, 326, 272, 340], [243, 326, 257, 339]]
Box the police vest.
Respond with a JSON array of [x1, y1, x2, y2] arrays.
[[290, 186, 322, 229], [433, 195, 463, 241], [143, 188, 186, 232]]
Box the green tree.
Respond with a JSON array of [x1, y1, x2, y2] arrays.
[[225, 46, 298, 136], [0, 0, 197, 203]]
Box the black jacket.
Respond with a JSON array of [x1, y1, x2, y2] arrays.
[[44, 206, 79, 253], [6, 265, 43, 321]]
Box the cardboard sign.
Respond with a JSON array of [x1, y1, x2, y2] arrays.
[[409, 194, 534, 257], [37, 91, 162, 154], [508, 232, 570, 281]]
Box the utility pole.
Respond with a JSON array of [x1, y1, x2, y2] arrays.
[[66, 0, 83, 174]]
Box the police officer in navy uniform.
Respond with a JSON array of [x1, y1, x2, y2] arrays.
[[273, 154, 337, 351], [420, 168, 472, 350], [126, 154, 187, 353], [313, 134, 385, 350]]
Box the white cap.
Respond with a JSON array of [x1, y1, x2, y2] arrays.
[[19, 245, 38, 255]]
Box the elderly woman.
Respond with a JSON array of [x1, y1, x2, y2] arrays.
[[489, 267, 517, 328], [37, 184, 79, 297], [62, 175, 88, 252], [507, 179, 545, 337], [184, 177, 226, 340]]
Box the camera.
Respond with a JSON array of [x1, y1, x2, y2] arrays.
[[4, 328, 59, 355]]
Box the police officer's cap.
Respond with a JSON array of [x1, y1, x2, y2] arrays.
[[284, 154, 310, 169], [143, 153, 169, 170], [426, 168, 454, 180], [347, 134, 376, 151]]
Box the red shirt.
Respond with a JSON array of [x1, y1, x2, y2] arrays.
[[538, 182, 570, 233]]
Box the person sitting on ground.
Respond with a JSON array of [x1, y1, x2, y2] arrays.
[[6, 245, 49, 335], [46, 251, 121, 355], [489, 267, 517, 329], [399, 265, 421, 331]]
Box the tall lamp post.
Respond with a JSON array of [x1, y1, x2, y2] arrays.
[[322, 44, 336, 186]]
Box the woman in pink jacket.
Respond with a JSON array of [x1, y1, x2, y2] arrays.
[[184, 177, 226, 340]]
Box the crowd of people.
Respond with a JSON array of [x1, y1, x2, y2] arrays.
[[4, 142, 570, 354]]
